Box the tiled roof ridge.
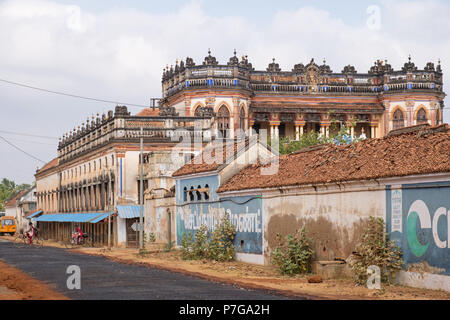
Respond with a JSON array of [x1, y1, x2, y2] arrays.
[[36, 157, 59, 174], [217, 123, 450, 193], [387, 123, 448, 137], [4, 189, 29, 207]]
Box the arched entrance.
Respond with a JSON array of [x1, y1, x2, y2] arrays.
[[217, 105, 230, 138]]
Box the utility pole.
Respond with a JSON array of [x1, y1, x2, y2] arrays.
[[108, 170, 112, 250], [139, 127, 144, 250]]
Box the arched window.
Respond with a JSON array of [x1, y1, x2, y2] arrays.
[[189, 187, 195, 202], [416, 108, 428, 124], [239, 107, 245, 131], [194, 105, 202, 117], [183, 187, 187, 202], [203, 184, 210, 201], [393, 109, 405, 130], [112, 155, 115, 166], [217, 105, 230, 138]]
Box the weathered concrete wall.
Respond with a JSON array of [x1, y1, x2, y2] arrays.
[[145, 195, 176, 245], [261, 182, 385, 264], [36, 170, 59, 213]]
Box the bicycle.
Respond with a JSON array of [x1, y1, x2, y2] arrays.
[[13, 233, 43, 248], [64, 233, 89, 249]]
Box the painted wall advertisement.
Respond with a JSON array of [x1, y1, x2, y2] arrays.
[[386, 182, 450, 275], [176, 195, 263, 254]]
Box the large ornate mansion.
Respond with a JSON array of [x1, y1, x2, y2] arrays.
[[33, 50, 446, 247], [160, 50, 445, 139]]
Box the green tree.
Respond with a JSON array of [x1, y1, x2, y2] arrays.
[[0, 178, 32, 211], [270, 118, 363, 155]]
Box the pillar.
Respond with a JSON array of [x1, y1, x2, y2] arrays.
[[370, 125, 376, 139], [295, 126, 300, 141]]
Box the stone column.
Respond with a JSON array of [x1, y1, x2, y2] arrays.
[[346, 115, 356, 139], [320, 114, 331, 139], [101, 183, 105, 210], [370, 124, 379, 139], [249, 118, 254, 137], [269, 113, 280, 140], [86, 186, 90, 212], [294, 114, 305, 141]]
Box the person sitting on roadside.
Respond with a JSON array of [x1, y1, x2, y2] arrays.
[[26, 222, 35, 244]]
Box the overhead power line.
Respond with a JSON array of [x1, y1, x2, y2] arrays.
[[0, 129, 58, 140], [0, 134, 47, 163], [2, 137, 55, 146], [0, 78, 150, 108]]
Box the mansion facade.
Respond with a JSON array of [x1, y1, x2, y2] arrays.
[[33, 50, 445, 248], [160, 51, 445, 139]]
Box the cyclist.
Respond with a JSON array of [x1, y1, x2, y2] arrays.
[[26, 222, 35, 244], [72, 226, 84, 244]]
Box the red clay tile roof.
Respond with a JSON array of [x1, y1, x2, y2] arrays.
[[36, 157, 58, 174], [135, 108, 160, 117], [173, 138, 254, 177], [4, 190, 28, 208], [217, 124, 450, 193]]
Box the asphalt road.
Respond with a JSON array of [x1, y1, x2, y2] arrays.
[[0, 240, 292, 300]]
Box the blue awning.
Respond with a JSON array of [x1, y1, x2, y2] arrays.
[[35, 212, 113, 223], [27, 210, 43, 219], [88, 212, 112, 223], [116, 205, 142, 219]]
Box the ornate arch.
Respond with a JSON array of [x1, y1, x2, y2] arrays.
[[214, 101, 232, 115], [390, 105, 406, 120], [413, 105, 430, 124], [217, 104, 231, 138], [391, 106, 406, 130], [239, 104, 246, 130], [192, 102, 205, 116]]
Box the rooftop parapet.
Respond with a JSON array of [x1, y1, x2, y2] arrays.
[[161, 51, 444, 99]]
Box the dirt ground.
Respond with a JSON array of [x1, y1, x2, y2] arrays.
[[1, 235, 449, 300], [0, 260, 68, 300], [75, 245, 450, 300]]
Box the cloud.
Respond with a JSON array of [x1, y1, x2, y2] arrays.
[[0, 0, 449, 184]]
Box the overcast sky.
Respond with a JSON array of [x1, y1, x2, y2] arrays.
[[0, 0, 449, 184]]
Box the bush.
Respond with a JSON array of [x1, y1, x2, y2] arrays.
[[180, 232, 195, 260], [180, 215, 237, 261], [192, 224, 209, 259], [351, 217, 403, 285], [271, 228, 314, 275], [208, 214, 236, 261]]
